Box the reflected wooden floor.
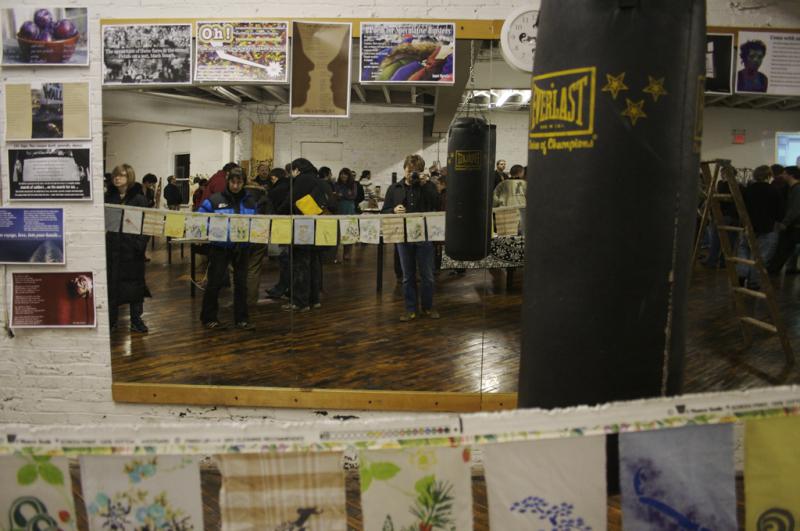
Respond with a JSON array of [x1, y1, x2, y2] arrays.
[[111, 239, 800, 394]]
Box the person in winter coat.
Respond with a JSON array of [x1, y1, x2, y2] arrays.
[[197, 167, 259, 330], [335, 167, 358, 262], [105, 164, 151, 333]]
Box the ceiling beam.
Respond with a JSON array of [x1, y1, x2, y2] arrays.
[[353, 84, 367, 103], [259, 85, 288, 104], [230, 85, 264, 103], [382, 86, 392, 104], [199, 86, 242, 104]]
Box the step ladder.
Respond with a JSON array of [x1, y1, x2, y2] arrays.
[[693, 159, 794, 366]]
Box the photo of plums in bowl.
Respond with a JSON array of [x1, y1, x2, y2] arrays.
[[16, 8, 80, 63]]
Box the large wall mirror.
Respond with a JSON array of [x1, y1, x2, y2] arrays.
[[104, 18, 800, 411]]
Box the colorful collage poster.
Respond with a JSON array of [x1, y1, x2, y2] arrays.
[[735, 30, 800, 96], [0, 455, 77, 530], [0, 207, 65, 264], [102, 24, 192, 85], [195, 21, 288, 82], [705, 33, 734, 94], [4, 82, 90, 141], [1, 7, 89, 66], [360, 22, 455, 84], [290, 21, 352, 118], [12, 272, 95, 328], [7, 143, 91, 200]]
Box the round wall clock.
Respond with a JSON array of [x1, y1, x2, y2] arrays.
[[500, 6, 540, 74]]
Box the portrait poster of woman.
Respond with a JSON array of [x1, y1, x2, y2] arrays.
[[290, 21, 352, 118]]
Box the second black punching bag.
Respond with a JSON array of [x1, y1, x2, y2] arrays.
[[518, 0, 706, 408], [445, 117, 493, 261]]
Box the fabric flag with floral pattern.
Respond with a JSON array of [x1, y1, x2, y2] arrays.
[[216, 452, 346, 531], [0, 454, 77, 531], [745, 415, 800, 531], [80, 455, 203, 531], [482, 436, 606, 531], [360, 446, 473, 531], [620, 424, 737, 530]]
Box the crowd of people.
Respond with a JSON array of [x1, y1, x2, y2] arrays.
[[102, 154, 529, 333], [703, 162, 800, 290]]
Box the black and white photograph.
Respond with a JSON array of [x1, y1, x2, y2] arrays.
[[7, 142, 91, 200], [102, 23, 192, 85], [705, 33, 734, 94], [1, 7, 89, 66]]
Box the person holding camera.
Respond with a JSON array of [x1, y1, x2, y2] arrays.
[[382, 154, 441, 321]]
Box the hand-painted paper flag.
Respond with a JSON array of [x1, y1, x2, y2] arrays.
[[209, 216, 229, 242], [315, 218, 338, 246], [494, 209, 521, 237], [80, 455, 204, 531], [249, 217, 270, 243], [271, 218, 293, 244], [381, 217, 405, 244], [104, 207, 122, 233], [229, 217, 250, 242], [185, 215, 209, 240], [406, 216, 426, 242], [359, 218, 380, 244], [164, 212, 186, 238], [425, 213, 445, 241], [141, 210, 165, 236], [745, 415, 800, 531], [483, 437, 606, 531], [620, 424, 737, 531], [294, 218, 315, 245], [122, 209, 143, 235], [0, 455, 77, 531], [360, 447, 473, 531], [339, 217, 359, 244], [217, 452, 346, 531]]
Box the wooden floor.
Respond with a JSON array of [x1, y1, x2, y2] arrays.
[[111, 239, 800, 395]]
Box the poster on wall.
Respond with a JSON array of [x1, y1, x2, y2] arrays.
[[195, 21, 288, 83], [735, 30, 800, 96], [705, 33, 734, 94], [4, 82, 90, 141], [0, 207, 65, 264], [360, 22, 455, 84], [290, 21, 351, 118], [7, 143, 91, 200], [11, 272, 96, 328], [102, 23, 192, 85], [1, 7, 88, 66]]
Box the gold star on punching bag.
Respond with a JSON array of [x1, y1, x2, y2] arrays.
[[622, 98, 647, 125], [643, 76, 668, 102], [602, 72, 628, 100]]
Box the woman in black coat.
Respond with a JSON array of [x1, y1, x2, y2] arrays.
[[106, 164, 151, 332]]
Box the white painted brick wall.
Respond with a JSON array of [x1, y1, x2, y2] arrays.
[[1, 0, 798, 427]]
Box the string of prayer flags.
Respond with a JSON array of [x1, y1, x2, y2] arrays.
[[359, 217, 380, 244], [360, 447, 473, 531], [315, 218, 338, 246], [229, 217, 250, 242], [185, 214, 208, 240], [405, 216, 426, 243], [80, 455, 204, 531], [426, 213, 446, 241], [339, 217, 359, 245], [122, 209, 143, 235], [209, 216, 229, 242], [0, 455, 77, 531], [620, 424, 737, 530], [216, 452, 347, 531], [381, 217, 405, 243], [249, 217, 270, 244], [483, 437, 607, 531], [294, 218, 315, 245], [745, 415, 800, 530], [494, 209, 521, 237], [104, 206, 122, 233], [142, 210, 165, 236], [271, 218, 293, 244], [164, 212, 186, 238]]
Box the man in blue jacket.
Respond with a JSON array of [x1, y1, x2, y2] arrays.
[[198, 168, 259, 330]]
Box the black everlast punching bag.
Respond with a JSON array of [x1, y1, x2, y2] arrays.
[[446, 117, 494, 260], [518, 0, 706, 409]]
